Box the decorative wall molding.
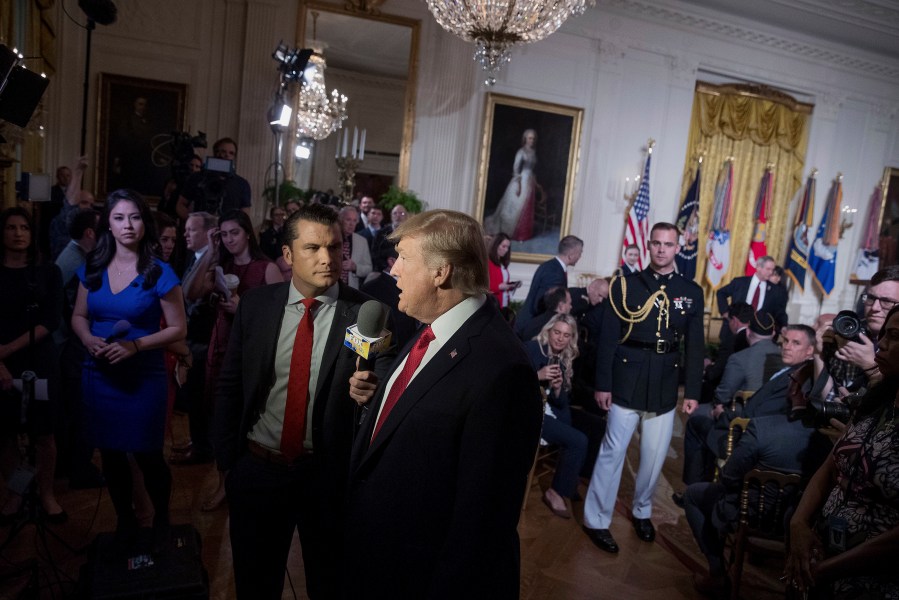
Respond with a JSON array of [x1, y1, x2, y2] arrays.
[[668, 54, 697, 88], [871, 103, 897, 132], [598, 0, 899, 81], [815, 92, 845, 120]]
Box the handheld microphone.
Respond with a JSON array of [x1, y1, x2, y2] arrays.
[[104, 319, 131, 343], [344, 300, 392, 370]]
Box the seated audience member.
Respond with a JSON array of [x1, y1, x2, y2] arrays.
[[784, 305, 899, 600], [519, 286, 572, 342], [702, 302, 753, 403], [525, 315, 592, 519], [681, 324, 816, 497], [812, 266, 899, 402], [676, 311, 781, 503], [259, 205, 287, 261], [358, 203, 383, 250], [684, 413, 824, 596], [360, 248, 419, 351], [337, 206, 372, 289]]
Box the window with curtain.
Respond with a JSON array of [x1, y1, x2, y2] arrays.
[[679, 82, 813, 308]]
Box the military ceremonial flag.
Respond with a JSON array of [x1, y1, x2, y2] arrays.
[[705, 159, 734, 290], [622, 147, 652, 270], [675, 162, 701, 280], [850, 184, 884, 282], [745, 167, 774, 276], [785, 172, 817, 292], [809, 175, 843, 296]]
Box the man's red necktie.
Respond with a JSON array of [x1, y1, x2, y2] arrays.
[[371, 326, 435, 443], [280, 298, 320, 461], [751, 284, 761, 311]]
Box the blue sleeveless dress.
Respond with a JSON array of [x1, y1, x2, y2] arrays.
[[78, 260, 180, 451]]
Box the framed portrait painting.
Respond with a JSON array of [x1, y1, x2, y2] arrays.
[[96, 74, 187, 202], [475, 93, 583, 263]]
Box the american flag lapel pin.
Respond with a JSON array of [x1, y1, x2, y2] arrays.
[[449, 349, 458, 359]]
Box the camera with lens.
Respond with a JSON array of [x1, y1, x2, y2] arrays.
[[832, 310, 864, 344], [800, 393, 859, 428]]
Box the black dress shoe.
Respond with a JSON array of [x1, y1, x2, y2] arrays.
[[584, 527, 619, 553], [632, 517, 655, 542], [672, 492, 685, 508]]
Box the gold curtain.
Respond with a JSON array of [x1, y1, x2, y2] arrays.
[[680, 83, 812, 310]]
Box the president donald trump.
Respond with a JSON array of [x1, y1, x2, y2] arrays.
[[344, 210, 543, 599]]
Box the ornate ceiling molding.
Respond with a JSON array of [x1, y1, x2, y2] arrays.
[[598, 0, 899, 81]]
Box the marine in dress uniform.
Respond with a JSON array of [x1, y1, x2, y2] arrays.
[[583, 222, 704, 553]]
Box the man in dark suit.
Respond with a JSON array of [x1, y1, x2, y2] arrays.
[[518, 286, 572, 341], [358, 203, 383, 251], [716, 255, 788, 338], [214, 204, 393, 600], [684, 414, 825, 595], [344, 210, 543, 599], [516, 235, 583, 333]]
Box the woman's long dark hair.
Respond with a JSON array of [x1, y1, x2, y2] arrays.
[[853, 303, 899, 420], [84, 189, 161, 291], [488, 232, 511, 268], [0, 207, 38, 265], [217, 210, 266, 266]]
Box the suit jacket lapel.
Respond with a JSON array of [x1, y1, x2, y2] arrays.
[[314, 286, 358, 401], [354, 305, 490, 471]]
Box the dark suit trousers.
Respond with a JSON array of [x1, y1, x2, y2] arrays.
[[683, 411, 717, 485], [684, 482, 728, 575], [226, 451, 339, 600]]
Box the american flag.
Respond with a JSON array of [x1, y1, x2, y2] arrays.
[[623, 153, 652, 269]]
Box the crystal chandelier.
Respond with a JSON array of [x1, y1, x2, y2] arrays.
[[426, 0, 595, 85], [295, 47, 348, 140]]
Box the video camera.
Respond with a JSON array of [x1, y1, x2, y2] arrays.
[[169, 130, 207, 186]]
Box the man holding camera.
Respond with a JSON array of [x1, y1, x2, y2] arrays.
[[813, 266, 899, 401], [176, 137, 252, 220]]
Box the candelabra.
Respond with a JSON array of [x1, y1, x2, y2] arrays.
[[335, 126, 365, 203]]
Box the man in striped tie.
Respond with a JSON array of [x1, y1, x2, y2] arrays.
[[345, 209, 543, 599]]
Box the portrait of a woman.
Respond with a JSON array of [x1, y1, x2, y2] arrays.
[[485, 129, 538, 242]]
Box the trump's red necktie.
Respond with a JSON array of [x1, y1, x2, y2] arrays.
[[280, 298, 320, 461], [371, 326, 435, 443]]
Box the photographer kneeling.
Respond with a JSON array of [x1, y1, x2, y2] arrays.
[[785, 304, 899, 599]]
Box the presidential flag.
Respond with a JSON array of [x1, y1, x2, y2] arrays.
[[675, 163, 701, 280], [809, 176, 843, 297], [745, 167, 773, 276], [785, 173, 816, 292], [622, 150, 652, 270], [705, 159, 734, 290]]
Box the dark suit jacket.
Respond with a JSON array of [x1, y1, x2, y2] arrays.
[[359, 226, 378, 250], [213, 281, 394, 504], [716, 275, 788, 326], [517, 257, 566, 330], [344, 301, 543, 600]]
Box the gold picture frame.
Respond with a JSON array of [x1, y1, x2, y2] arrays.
[[96, 74, 188, 203], [475, 93, 583, 264]]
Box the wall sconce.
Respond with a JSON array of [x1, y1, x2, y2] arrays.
[[840, 204, 857, 239]]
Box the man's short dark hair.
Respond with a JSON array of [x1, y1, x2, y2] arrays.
[[544, 286, 569, 313], [283, 203, 338, 248], [69, 209, 98, 240], [870, 266, 899, 287], [625, 244, 639, 252], [558, 235, 583, 255], [650, 222, 679, 236], [783, 324, 816, 347], [213, 137, 238, 154], [729, 301, 754, 324]]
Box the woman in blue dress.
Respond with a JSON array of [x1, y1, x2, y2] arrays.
[[71, 190, 186, 546]]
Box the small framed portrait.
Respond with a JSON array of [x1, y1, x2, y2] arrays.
[[96, 74, 187, 202], [475, 93, 583, 263]]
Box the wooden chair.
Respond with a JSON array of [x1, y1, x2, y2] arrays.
[[728, 468, 802, 600], [714, 417, 750, 482], [522, 390, 558, 511]]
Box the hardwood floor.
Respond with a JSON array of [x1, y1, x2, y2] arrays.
[[0, 412, 788, 599]]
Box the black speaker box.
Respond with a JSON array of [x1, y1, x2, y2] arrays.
[[0, 65, 49, 128], [79, 525, 209, 599]]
